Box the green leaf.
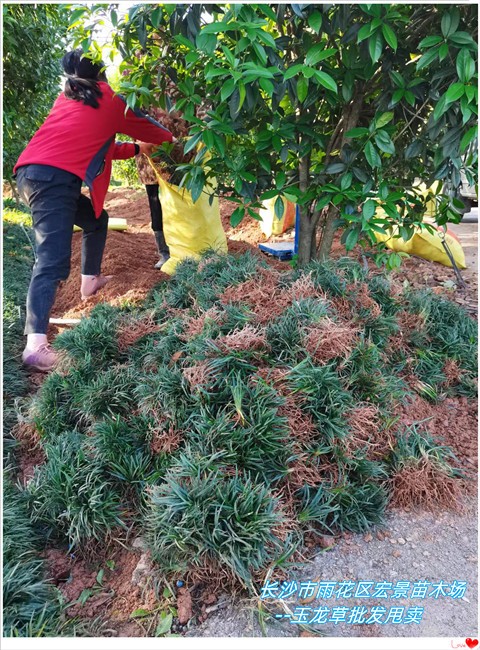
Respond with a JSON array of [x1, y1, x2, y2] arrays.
[[156, 613, 173, 637], [130, 608, 151, 619], [345, 127, 369, 138], [439, 42, 449, 62], [362, 199, 376, 219], [460, 125, 478, 152], [379, 182, 389, 200], [365, 141, 381, 168], [96, 569, 104, 586], [345, 228, 359, 251], [357, 23, 372, 43], [374, 132, 395, 154], [433, 93, 450, 122], [258, 4, 277, 21], [446, 82, 465, 102], [78, 589, 93, 606], [404, 90, 415, 106], [69, 8, 86, 25], [389, 88, 404, 107], [340, 172, 353, 190], [221, 77, 236, 101], [416, 48, 439, 70], [441, 9, 460, 38], [375, 112, 394, 128], [297, 76, 309, 103], [230, 206, 245, 227], [284, 64, 304, 80], [449, 32, 477, 47], [257, 30, 277, 49], [274, 196, 285, 219], [326, 162, 346, 174], [238, 82, 246, 111], [368, 32, 383, 63], [252, 41, 268, 66], [197, 32, 217, 54], [308, 11, 323, 33], [201, 21, 232, 34], [419, 35, 443, 49], [305, 44, 336, 67], [457, 49, 476, 83], [276, 170, 286, 190], [259, 77, 274, 96], [382, 23, 397, 51], [150, 7, 161, 28], [184, 132, 203, 154], [390, 70, 405, 88], [313, 70, 338, 93]]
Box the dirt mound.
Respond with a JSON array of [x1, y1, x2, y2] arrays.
[[49, 189, 290, 327]]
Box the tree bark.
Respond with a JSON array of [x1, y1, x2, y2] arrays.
[[297, 153, 313, 266], [317, 205, 339, 262], [316, 88, 365, 261]]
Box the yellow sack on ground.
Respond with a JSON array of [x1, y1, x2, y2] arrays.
[[73, 217, 127, 232], [374, 224, 466, 269], [149, 160, 227, 275], [259, 197, 296, 237]]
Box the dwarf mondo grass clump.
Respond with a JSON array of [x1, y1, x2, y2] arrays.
[[18, 253, 476, 589], [3, 475, 77, 636]]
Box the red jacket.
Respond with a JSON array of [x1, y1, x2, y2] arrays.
[[14, 82, 173, 217]]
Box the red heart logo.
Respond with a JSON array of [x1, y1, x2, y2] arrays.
[[466, 640, 478, 649]]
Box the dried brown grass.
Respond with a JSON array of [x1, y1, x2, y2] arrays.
[[215, 324, 268, 352], [390, 459, 464, 511], [117, 314, 162, 351], [303, 318, 359, 364], [182, 360, 215, 388], [149, 420, 182, 454], [181, 307, 223, 340], [345, 404, 394, 459], [220, 268, 292, 324]]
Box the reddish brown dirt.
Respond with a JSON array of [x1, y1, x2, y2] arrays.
[[44, 546, 160, 636]]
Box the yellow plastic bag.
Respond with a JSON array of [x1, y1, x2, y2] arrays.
[[374, 224, 466, 269], [149, 161, 227, 275], [259, 197, 296, 237]]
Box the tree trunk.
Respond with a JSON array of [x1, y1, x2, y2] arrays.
[[297, 153, 313, 266], [298, 206, 314, 266], [317, 206, 338, 262], [316, 88, 365, 261]]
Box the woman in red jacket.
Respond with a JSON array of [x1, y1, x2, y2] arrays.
[[14, 50, 174, 371]]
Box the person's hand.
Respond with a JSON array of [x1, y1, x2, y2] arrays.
[[138, 142, 155, 157]]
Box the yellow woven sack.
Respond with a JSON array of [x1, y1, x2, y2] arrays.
[[374, 224, 466, 269], [259, 197, 296, 237], [148, 160, 227, 275]]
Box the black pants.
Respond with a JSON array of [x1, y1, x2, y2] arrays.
[[145, 183, 163, 231], [15, 164, 108, 335]]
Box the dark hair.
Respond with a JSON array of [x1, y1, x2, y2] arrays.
[[62, 49, 107, 108]]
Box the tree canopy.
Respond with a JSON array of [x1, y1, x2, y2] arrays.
[[3, 4, 70, 186], [41, 4, 480, 264]]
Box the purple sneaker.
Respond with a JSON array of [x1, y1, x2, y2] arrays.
[[22, 343, 58, 372]]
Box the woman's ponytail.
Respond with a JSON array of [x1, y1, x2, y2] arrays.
[[62, 49, 106, 109]]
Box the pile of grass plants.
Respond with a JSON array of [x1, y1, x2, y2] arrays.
[[3, 204, 80, 636], [20, 251, 477, 592]]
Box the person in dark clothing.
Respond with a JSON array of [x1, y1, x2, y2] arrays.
[[14, 49, 175, 371], [135, 142, 170, 268]]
